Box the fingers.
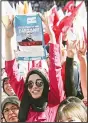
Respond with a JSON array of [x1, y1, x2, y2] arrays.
[[2, 15, 9, 29], [2, 15, 14, 29], [76, 40, 87, 56], [73, 40, 77, 47], [82, 40, 87, 51], [76, 41, 80, 51], [38, 12, 44, 22], [10, 15, 14, 26], [1, 20, 6, 28]]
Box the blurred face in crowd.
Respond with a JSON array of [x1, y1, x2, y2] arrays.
[[56, 102, 87, 122], [3, 79, 15, 96], [3, 103, 19, 122], [27, 74, 44, 99]]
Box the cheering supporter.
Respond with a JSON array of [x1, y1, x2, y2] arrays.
[[61, 96, 87, 111], [2, 77, 16, 96], [2, 1, 87, 122], [45, 39, 83, 99], [55, 40, 87, 122], [76, 41, 87, 105], [65, 39, 83, 99], [56, 97, 87, 122], [1, 96, 20, 122], [65, 39, 87, 105], [4, 13, 65, 122]]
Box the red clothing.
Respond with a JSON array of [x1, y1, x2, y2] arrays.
[[5, 43, 65, 122], [61, 62, 66, 86]]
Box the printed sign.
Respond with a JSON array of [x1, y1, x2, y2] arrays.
[[14, 14, 47, 61]]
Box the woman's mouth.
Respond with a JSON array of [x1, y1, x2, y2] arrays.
[[7, 86, 13, 91], [32, 90, 40, 94], [9, 116, 17, 121]]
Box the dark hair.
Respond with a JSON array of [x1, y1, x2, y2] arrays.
[[25, 69, 49, 95], [2, 77, 9, 92], [18, 69, 49, 122], [3, 77, 8, 83]]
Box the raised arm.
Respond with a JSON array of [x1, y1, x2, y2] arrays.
[[76, 41, 87, 101], [3, 15, 24, 100], [40, 12, 65, 104], [65, 40, 77, 97], [4, 15, 15, 60]]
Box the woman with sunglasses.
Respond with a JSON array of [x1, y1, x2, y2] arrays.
[[4, 12, 65, 122]]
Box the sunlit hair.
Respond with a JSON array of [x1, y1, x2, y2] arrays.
[[59, 96, 87, 111], [56, 102, 87, 122]]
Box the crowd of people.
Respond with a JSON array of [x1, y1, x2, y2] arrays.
[[1, 0, 87, 122]]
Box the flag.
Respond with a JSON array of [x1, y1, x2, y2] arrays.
[[58, 8, 65, 21], [44, 33, 50, 45], [44, 5, 59, 44], [2, 1, 14, 15], [63, 0, 75, 13], [53, 1, 83, 42], [28, 60, 48, 71], [24, 1, 29, 14], [28, 2, 32, 13], [18, 1, 24, 14], [16, 3, 19, 14], [44, 1, 83, 44], [76, 1, 86, 19], [83, 26, 87, 44], [72, 1, 85, 43], [48, 5, 59, 26]]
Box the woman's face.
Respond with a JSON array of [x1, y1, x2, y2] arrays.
[[3, 103, 19, 122], [27, 74, 44, 99], [3, 79, 15, 96]]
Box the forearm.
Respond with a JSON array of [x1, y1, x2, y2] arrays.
[[49, 33, 56, 44], [79, 57, 87, 98], [5, 59, 24, 100], [65, 57, 77, 96], [5, 36, 15, 61], [49, 43, 65, 104]]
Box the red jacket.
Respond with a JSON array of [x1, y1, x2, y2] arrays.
[[5, 43, 65, 122]]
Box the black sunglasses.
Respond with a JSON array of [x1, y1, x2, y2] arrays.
[[26, 79, 44, 89]]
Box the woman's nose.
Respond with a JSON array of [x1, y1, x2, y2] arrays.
[[32, 83, 38, 89], [8, 109, 13, 115]]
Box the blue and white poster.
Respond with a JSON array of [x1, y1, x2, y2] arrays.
[[14, 14, 47, 61]]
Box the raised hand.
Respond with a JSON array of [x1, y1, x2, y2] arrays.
[[39, 12, 53, 35], [76, 41, 87, 61], [39, 12, 56, 44], [2, 15, 14, 39], [67, 40, 77, 58]]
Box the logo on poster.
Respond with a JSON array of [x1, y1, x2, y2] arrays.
[[27, 17, 36, 24]]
